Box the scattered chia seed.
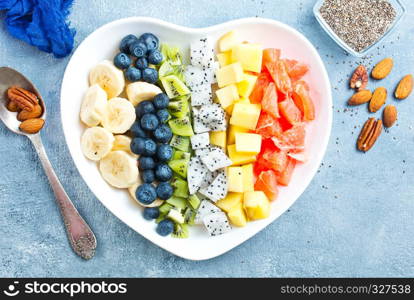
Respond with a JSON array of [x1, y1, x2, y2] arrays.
[[319, 0, 397, 53]]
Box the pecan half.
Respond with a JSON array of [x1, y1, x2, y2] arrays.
[[350, 65, 368, 91], [357, 118, 382, 152], [7, 86, 38, 112]]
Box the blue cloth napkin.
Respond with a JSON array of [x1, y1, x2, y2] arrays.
[[0, 0, 75, 58]]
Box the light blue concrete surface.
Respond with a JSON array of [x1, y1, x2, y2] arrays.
[[0, 0, 413, 277]]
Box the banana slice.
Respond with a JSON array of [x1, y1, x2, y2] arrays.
[[89, 60, 125, 99], [81, 126, 114, 161], [112, 135, 138, 158], [80, 84, 108, 127], [126, 82, 162, 106], [101, 97, 136, 134], [128, 181, 164, 207], [99, 151, 138, 188]]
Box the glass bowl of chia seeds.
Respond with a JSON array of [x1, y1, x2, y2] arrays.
[[313, 0, 406, 57]]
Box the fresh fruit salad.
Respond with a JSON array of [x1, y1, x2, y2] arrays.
[[79, 30, 315, 238]]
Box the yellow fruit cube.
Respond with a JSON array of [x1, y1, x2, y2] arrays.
[[228, 125, 249, 145], [216, 62, 244, 88], [237, 73, 258, 98], [224, 97, 249, 115], [217, 52, 232, 67], [243, 191, 270, 220], [230, 103, 261, 130], [218, 31, 239, 52], [228, 144, 257, 165], [227, 203, 247, 227], [228, 166, 244, 193], [215, 84, 239, 109], [235, 132, 262, 154], [216, 192, 243, 212], [210, 131, 226, 149], [231, 43, 263, 73], [242, 164, 254, 192]]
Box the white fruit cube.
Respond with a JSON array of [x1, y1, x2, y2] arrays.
[[228, 166, 244, 193], [190, 132, 210, 150], [216, 62, 244, 88], [229, 103, 261, 130], [215, 84, 239, 109], [235, 133, 262, 154], [218, 31, 240, 52], [231, 43, 263, 73]]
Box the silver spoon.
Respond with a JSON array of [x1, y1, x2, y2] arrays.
[[0, 67, 96, 260]]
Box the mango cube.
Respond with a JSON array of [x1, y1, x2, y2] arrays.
[[210, 131, 226, 149], [237, 73, 258, 98], [217, 52, 232, 67], [225, 97, 249, 115], [228, 166, 244, 193], [228, 125, 249, 144], [218, 31, 240, 52], [229, 103, 261, 130], [231, 43, 263, 73], [243, 191, 270, 220], [216, 192, 243, 212], [215, 84, 239, 109], [242, 164, 254, 192], [216, 62, 244, 88], [227, 203, 247, 227], [228, 144, 257, 165], [235, 132, 262, 154]]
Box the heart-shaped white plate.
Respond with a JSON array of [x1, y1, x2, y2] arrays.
[[61, 17, 332, 260]]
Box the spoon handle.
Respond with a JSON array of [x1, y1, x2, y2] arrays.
[[29, 134, 96, 260]]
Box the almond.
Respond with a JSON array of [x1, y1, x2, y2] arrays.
[[19, 118, 45, 134], [394, 74, 413, 100], [357, 118, 382, 152], [348, 89, 372, 106], [369, 87, 387, 113], [371, 57, 393, 80], [17, 104, 43, 121], [6, 100, 20, 112], [383, 105, 397, 128]]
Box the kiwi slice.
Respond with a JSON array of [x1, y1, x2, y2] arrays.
[[168, 97, 189, 118], [183, 207, 196, 225], [160, 75, 190, 99], [168, 157, 189, 178], [172, 150, 191, 160], [172, 223, 189, 238], [159, 61, 174, 77], [155, 203, 173, 223], [171, 177, 189, 198], [160, 44, 182, 66], [170, 135, 190, 152], [168, 116, 194, 136], [188, 194, 201, 210], [166, 196, 188, 210]]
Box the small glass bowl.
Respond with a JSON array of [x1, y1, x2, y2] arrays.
[[313, 0, 406, 57]]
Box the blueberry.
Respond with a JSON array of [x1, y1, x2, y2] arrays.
[[153, 124, 173, 143], [138, 156, 155, 170], [147, 50, 163, 65], [155, 164, 173, 181], [130, 122, 149, 138], [142, 138, 157, 156], [136, 100, 155, 118], [156, 109, 170, 123], [113, 53, 131, 70], [156, 144, 173, 162], [119, 34, 138, 54], [156, 219, 174, 236], [153, 93, 169, 109], [130, 137, 145, 155], [141, 169, 155, 183], [156, 182, 174, 200], [135, 57, 149, 70], [129, 41, 147, 58], [140, 113, 159, 131], [135, 183, 157, 205], [140, 33, 159, 52], [125, 66, 141, 82], [143, 207, 160, 220], [142, 68, 158, 84]]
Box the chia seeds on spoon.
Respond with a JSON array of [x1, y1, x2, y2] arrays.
[[319, 0, 396, 53]]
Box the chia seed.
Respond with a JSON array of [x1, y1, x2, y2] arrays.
[[319, 0, 396, 53]]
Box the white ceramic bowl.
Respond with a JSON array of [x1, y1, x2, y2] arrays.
[[61, 17, 332, 260]]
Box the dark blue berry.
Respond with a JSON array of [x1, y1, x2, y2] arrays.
[[148, 50, 163, 65], [135, 57, 149, 70], [141, 169, 155, 183], [156, 182, 174, 200], [140, 33, 159, 52], [153, 93, 169, 109], [125, 66, 141, 82], [140, 113, 159, 131], [156, 109, 170, 123], [114, 53, 131, 69], [155, 164, 173, 181], [136, 100, 155, 118], [156, 144, 173, 162], [143, 207, 160, 220], [138, 156, 155, 170], [136, 183, 157, 205], [142, 68, 158, 84], [142, 138, 157, 156], [156, 219, 174, 236], [130, 122, 149, 138], [119, 34, 138, 54], [153, 124, 173, 143], [130, 137, 145, 155], [129, 41, 147, 58]]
